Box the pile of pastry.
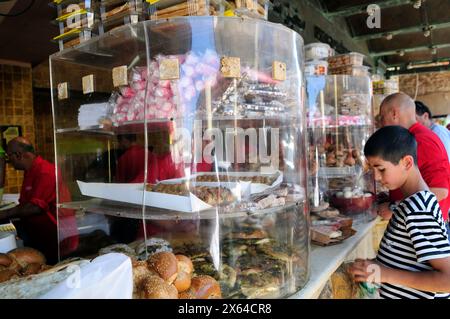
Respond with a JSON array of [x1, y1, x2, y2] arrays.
[[310, 203, 354, 246], [149, 183, 235, 205], [194, 174, 277, 185], [132, 251, 221, 299], [0, 247, 51, 283]]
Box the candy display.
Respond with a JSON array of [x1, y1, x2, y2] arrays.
[[111, 49, 220, 123], [306, 75, 375, 224]]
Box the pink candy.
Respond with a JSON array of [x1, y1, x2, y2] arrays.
[[112, 50, 222, 122]]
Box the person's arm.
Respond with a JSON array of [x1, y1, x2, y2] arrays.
[[349, 258, 450, 293], [430, 187, 449, 202], [376, 202, 394, 220], [1, 202, 44, 219]]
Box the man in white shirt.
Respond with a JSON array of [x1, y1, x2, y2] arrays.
[[415, 100, 450, 162]]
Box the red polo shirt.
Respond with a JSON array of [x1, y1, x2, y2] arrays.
[[116, 145, 158, 183], [390, 122, 450, 220], [18, 156, 78, 263]]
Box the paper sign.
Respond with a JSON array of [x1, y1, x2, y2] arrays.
[[82, 74, 95, 94], [57, 82, 69, 100], [159, 59, 180, 80], [220, 57, 240, 78], [272, 61, 286, 81], [112, 66, 128, 87]]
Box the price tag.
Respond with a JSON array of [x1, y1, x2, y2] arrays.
[[272, 61, 286, 81], [57, 82, 69, 100], [112, 65, 128, 87], [82, 74, 95, 94], [159, 59, 180, 80], [220, 57, 240, 78]]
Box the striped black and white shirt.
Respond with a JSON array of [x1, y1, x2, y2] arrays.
[[377, 190, 450, 299]]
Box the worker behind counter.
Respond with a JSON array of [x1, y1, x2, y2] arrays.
[[1, 137, 78, 264], [118, 131, 214, 242]]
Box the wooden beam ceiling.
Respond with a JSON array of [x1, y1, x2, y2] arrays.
[[325, 0, 412, 18], [353, 21, 450, 41]]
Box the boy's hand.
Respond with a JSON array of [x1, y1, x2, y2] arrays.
[[377, 202, 393, 220], [348, 259, 385, 284]]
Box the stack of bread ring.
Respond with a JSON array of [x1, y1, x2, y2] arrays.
[[0, 247, 51, 283], [133, 251, 222, 299]]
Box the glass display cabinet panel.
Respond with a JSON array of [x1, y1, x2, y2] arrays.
[[50, 16, 309, 298], [306, 75, 376, 224]]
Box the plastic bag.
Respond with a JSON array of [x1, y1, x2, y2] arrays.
[[357, 282, 380, 299], [40, 253, 132, 299]]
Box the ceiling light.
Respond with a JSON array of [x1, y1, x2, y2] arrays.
[[412, 0, 422, 9]]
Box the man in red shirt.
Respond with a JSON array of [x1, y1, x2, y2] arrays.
[[378, 93, 450, 223], [2, 137, 78, 264], [116, 134, 158, 183]]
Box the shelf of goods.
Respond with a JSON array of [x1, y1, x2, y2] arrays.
[[50, 0, 98, 51], [50, 1, 270, 51], [98, 0, 147, 34], [49, 16, 310, 299], [305, 75, 377, 242], [146, 0, 270, 20]]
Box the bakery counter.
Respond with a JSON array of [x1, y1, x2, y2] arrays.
[[290, 218, 378, 299]]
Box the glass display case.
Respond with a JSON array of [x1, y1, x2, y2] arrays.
[[306, 75, 376, 224], [50, 16, 309, 299]]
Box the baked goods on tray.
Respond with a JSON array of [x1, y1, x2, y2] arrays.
[[148, 183, 235, 205], [194, 173, 278, 185]]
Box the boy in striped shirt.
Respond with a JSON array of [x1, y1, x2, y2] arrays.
[[349, 126, 450, 299]]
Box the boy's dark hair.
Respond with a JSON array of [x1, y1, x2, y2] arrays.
[[364, 125, 417, 165], [415, 100, 432, 118]]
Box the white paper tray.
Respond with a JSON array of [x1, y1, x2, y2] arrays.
[[77, 181, 234, 213]]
